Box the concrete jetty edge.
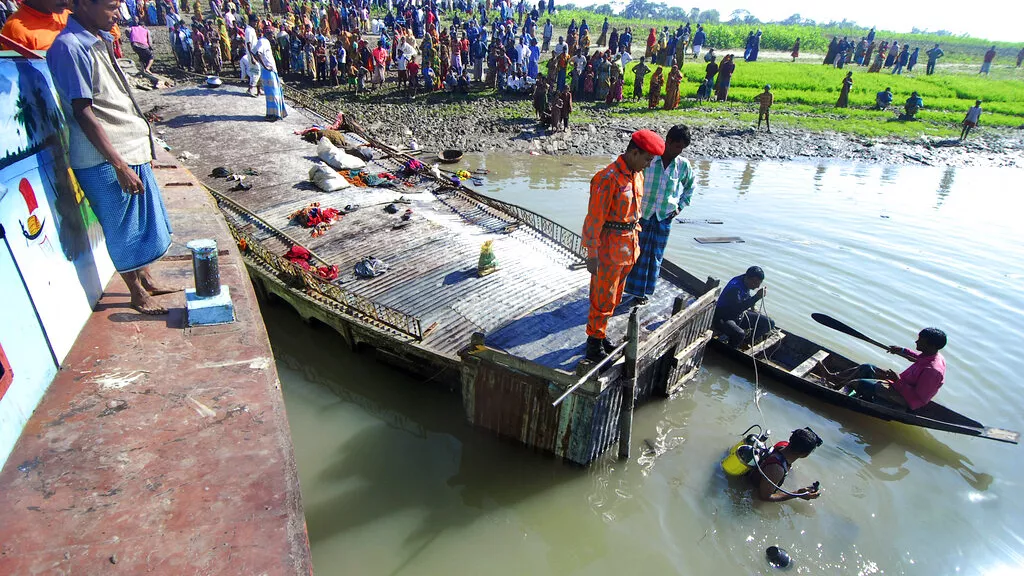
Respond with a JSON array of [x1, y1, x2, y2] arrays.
[[0, 149, 313, 574]]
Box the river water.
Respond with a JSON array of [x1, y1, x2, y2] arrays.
[[265, 155, 1024, 576]]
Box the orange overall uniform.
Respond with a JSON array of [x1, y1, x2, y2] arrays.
[[583, 156, 645, 339]]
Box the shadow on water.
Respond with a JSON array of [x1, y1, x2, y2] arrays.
[[936, 165, 955, 209]]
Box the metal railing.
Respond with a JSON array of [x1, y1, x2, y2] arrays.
[[210, 188, 424, 341]]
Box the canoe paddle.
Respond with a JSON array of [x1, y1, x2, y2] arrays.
[[811, 313, 890, 350]]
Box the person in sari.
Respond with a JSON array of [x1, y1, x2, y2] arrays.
[[715, 54, 735, 101], [583, 63, 595, 100], [192, 24, 207, 73], [217, 17, 232, 64], [790, 38, 800, 61], [824, 36, 838, 65], [648, 66, 663, 108], [596, 53, 611, 100], [256, 27, 287, 120], [606, 73, 623, 104], [868, 43, 886, 73], [580, 29, 590, 52], [884, 41, 899, 68], [664, 64, 682, 110], [836, 71, 853, 108], [633, 56, 650, 100], [607, 27, 618, 55], [864, 41, 876, 68], [596, 16, 608, 46]]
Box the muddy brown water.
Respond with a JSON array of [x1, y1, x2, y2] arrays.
[[266, 155, 1024, 575]]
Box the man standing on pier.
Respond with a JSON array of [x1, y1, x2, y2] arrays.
[[47, 0, 177, 314], [624, 124, 694, 305], [582, 130, 665, 362]]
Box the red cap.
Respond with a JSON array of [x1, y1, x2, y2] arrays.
[[631, 129, 666, 156]]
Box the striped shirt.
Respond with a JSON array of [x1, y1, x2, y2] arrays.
[[640, 155, 695, 221]]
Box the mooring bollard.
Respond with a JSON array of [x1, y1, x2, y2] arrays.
[[186, 239, 220, 297], [184, 238, 234, 326]]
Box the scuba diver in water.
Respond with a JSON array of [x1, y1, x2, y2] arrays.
[[750, 428, 823, 502]]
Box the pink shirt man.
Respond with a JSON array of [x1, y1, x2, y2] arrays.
[[892, 349, 945, 410]]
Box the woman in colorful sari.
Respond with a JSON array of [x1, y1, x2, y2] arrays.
[[715, 54, 735, 101], [582, 64, 595, 100], [884, 41, 899, 68], [606, 74, 623, 103], [596, 53, 611, 100], [790, 37, 800, 61], [664, 64, 682, 109], [868, 42, 887, 73], [596, 17, 608, 46], [645, 27, 656, 58], [192, 24, 207, 73], [556, 50, 569, 91], [648, 66, 663, 109], [607, 28, 618, 55], [217, 18, 232, 65], [580, 29, 590, 53]]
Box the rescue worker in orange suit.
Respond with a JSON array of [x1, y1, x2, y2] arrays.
[[582, 129, 665, 362]]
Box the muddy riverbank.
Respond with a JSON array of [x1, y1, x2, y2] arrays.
[[146, 29, 1024, 168]]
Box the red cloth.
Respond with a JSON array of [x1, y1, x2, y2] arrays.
[[283, 245, 338, 280]]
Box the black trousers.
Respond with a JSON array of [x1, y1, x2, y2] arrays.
[[716, 311, 775, 347]]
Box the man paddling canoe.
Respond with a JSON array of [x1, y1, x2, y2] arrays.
[[826, 328, 947, 410]]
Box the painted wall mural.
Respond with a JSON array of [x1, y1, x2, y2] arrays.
[[0, 56, 116, 467]]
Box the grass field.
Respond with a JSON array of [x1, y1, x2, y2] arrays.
[[546, 9, 1024, 63], [526, 55, 1024, 138]]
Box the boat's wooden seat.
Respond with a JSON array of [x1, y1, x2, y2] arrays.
[[747, 330, 786, 356], [790, 350, 830, 378]]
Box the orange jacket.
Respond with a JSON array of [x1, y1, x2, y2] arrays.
[[582, 156, 645, 265]]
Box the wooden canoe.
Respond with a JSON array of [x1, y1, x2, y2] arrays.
[[709, 328, 1020, 444]]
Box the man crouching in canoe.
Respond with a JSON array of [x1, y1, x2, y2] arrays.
[[829, 328, 947, 410]]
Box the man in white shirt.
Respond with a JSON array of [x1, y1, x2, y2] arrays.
[[960, 100, 982, 141], [244, 13, 262, 96], [554, 35, 566, 56], [619, 50, 632, 68]]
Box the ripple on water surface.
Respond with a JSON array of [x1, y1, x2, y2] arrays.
[[271, 157, 1024, 576]]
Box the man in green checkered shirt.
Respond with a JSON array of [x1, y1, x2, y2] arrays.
[[624, 124, 695, 304]]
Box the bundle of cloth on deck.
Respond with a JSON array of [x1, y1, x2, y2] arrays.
[[309, 163, 351, 192], [283, 245, 339, 281], [289, 202, 341, 237], [317, 137, 367, 170], [354, 256, 389, 278], [338, 168, 398, 188]]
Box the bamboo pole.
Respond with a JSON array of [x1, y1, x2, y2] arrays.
[[618, 307, 640, 460]]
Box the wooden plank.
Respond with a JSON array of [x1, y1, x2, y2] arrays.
[[695, 236, 745, 244], [790, 350, 830, 378], [747, 331, 786, 357]]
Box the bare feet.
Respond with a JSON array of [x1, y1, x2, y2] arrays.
[[138, 267, 182, 296], [131, 296, 169, 315]]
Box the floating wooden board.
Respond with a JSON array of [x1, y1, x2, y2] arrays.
[[695, 236, 745, 244]]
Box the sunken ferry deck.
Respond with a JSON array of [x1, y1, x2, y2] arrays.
[[138, 83, 720, 464]]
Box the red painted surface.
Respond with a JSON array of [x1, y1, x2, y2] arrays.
[[0, 151, 312, 575]]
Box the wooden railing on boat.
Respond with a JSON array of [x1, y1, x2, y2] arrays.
[[209, 187, 425, 341]]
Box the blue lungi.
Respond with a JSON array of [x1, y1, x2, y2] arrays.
[[75, 162, 172, 273], [262, 68, 288, 119], [624, 214, 672, 297]]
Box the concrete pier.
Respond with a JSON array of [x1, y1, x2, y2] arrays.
[[0, 150, 312, 574]]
